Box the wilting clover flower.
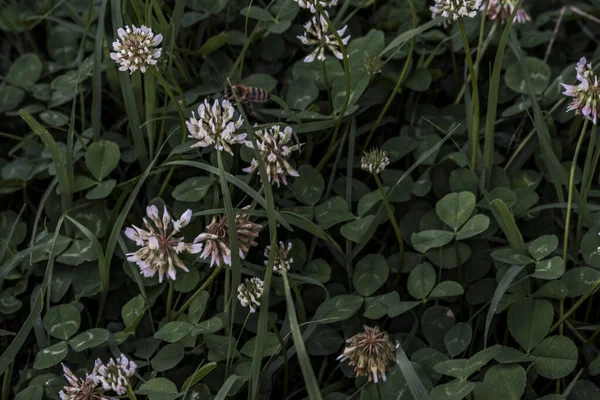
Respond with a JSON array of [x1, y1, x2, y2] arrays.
[[125, 206, 202, 283], [59, 361, 114, 400], [94, 355, 136, 395], [265, 241, 293, 275], [430, 0, 482, 21], [186, 99, 246, 155], [294, 0, 339, 13], [194, 206, 262, 267], [364, 55, 384, 76], [361, 148, 390, 174], [337, 326, 397, 383], [297, 12, 350, 63], [243, 125, 303, 187], [484, 0, 530, 24], [237, 277, 264, 313], [110, 25, 162, 74], [563, 57, 600, 125]]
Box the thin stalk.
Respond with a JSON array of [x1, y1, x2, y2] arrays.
[[458, 19, 480, 169], [127, 385, 138, 400], [166, 281, 174, 321], [374, 175, 404, 275], [576, 125, 599, 246], [550, 275, 600, 334], [316, 8, 351, 172], [362, 0, 417, 152], [173, 265, 223, 319], [268, 315, 289, 399]]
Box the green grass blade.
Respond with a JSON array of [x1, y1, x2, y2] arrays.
[[489, 199, 525, 250], [379, 18, 441, 57], [395, 340, 431, 400], [92, 0, 108, 141], [213, 375, 241, 400], [484, 264, 524, 348], [282, 273, 323, 400], [0, 205, 25, 263], [482, 1, 522, 185], [117, 236, 150, 304]]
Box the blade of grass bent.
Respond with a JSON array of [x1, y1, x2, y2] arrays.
[[282, 272, 324, 400], [0, 205, 25, 264], [395, 341, 431, 400]]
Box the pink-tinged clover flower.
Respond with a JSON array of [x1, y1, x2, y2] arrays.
[[336, 326, 397, 383], [297, 12, 350, 63], [194, 206, 262, 267], [125, 206, 202, 283], [237, 277, 264, 313], [244, 125, 303, 187], [110, 25, 162, 74], [265, 241, 293, 275], [563, 57, 600, 124], [59, 361, 114, 400], [186, 99, 246, 155], [484, 0, 531, 24], [294, 0, 339, 13]]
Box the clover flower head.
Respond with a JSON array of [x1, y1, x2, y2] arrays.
[[186, 98, 246, 155], [562, 57, 600, 125], [110, 25, 162, 74], [294, 0, 339, 13], [297, 12, 351, 63], [243, 125, 303, 187], [484, 0, 530, 24], [365, 55, 384, 76], [430, 0, 482, 22], [93, 355, 136, 396], [237, 277, 264, 313], [124, 206, 202, 283], [59, 361, 114, 400], [265, 241, 293, 275], [361, 148, 390, 174], [194, 206, 262, 267], [336, 325, 397, 383]]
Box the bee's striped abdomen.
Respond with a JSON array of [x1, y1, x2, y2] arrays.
[[247, 87, 271, 103]]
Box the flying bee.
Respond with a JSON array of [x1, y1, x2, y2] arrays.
[[222, 84, 271, 117]]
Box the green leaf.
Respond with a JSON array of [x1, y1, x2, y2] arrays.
[[580, 224, 600, 268], [430, 281, 464, 298], [192, 317, 224, 335], [407, 262, 436, 300], [528, 235, 558, 260], [303, 259, 331, 283], [241, 333, 281, 358], [590, 355, 600, 376], [293, 165, 324, 206], [306, 325, 343, 356], [33, 341, 68, 369], [561, 267, 600, 297], [69, 328, 110, 352], [181, 362, 217, 392], [430, 379, 476, 400], [47, 26, 78, 64], [444, 322, 472, 357], [240, 6, 273, 21], [122, 294, 145, 328], [533, 256, 565, 280], [138, 377, 179, 400], [456, 214, 490, 240], [505, 56, 551, 95], [172, 177, 214, 202], [421, 306, 455, 348], [8, 53, 43, 86], [315, 295, 364, 324], [436, 192, 476, 231], [14, 386, 43, 400], [353, 254, 389, 296], [382, 136, 418, 163], [56, 239, 98, 265], [155, 322, 194, 343], [534, 281, 569, 300], [188, 291, 209, 324], [474, 365, 526, 400], [388, 301, 420, 317], [341, 215, 375, 243], [85, 140, 120, 181], [315, 196, 352, 229], [489, 199, 525, 250], [490, 248, 534, 265], [286, 78, 319, 111], [364, 292, 400, 319], [411, 230, 455, 253], [43, 304, 81, 340], [151, 342, 185, 372], [199, 32, 230, 57], [531, 335, 578, 379], [507, 298, 553, 352]]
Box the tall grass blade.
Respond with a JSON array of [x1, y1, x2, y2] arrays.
[[395, 340, 431, 400], [92, 0, 108, 141]]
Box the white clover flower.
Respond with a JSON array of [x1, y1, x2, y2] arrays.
[[430, 0, 482, 22], [484, 0, 530, 24], [194, 206, 262, 267], [94, 355, 136, 396], [125, 206, 202, 283], [361, 148, 390, 174], [297, 12, 351, 63], [59, 361, 114, 400], [243, 125, 303, 187], [110, 25, 162, 74], [562, 57, 600, 125], [237, 277, 264, 313], [265, 241, 293, 275], [186, 98, 246, 155], [294, 0, 339, 13]]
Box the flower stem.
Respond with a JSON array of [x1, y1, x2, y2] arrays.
[[127, 384, 138, 400], [166, 281, 174, 321], [458, 19, 480, 170], [173, 265, 223, 319], [374, 174, 405, 276]]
